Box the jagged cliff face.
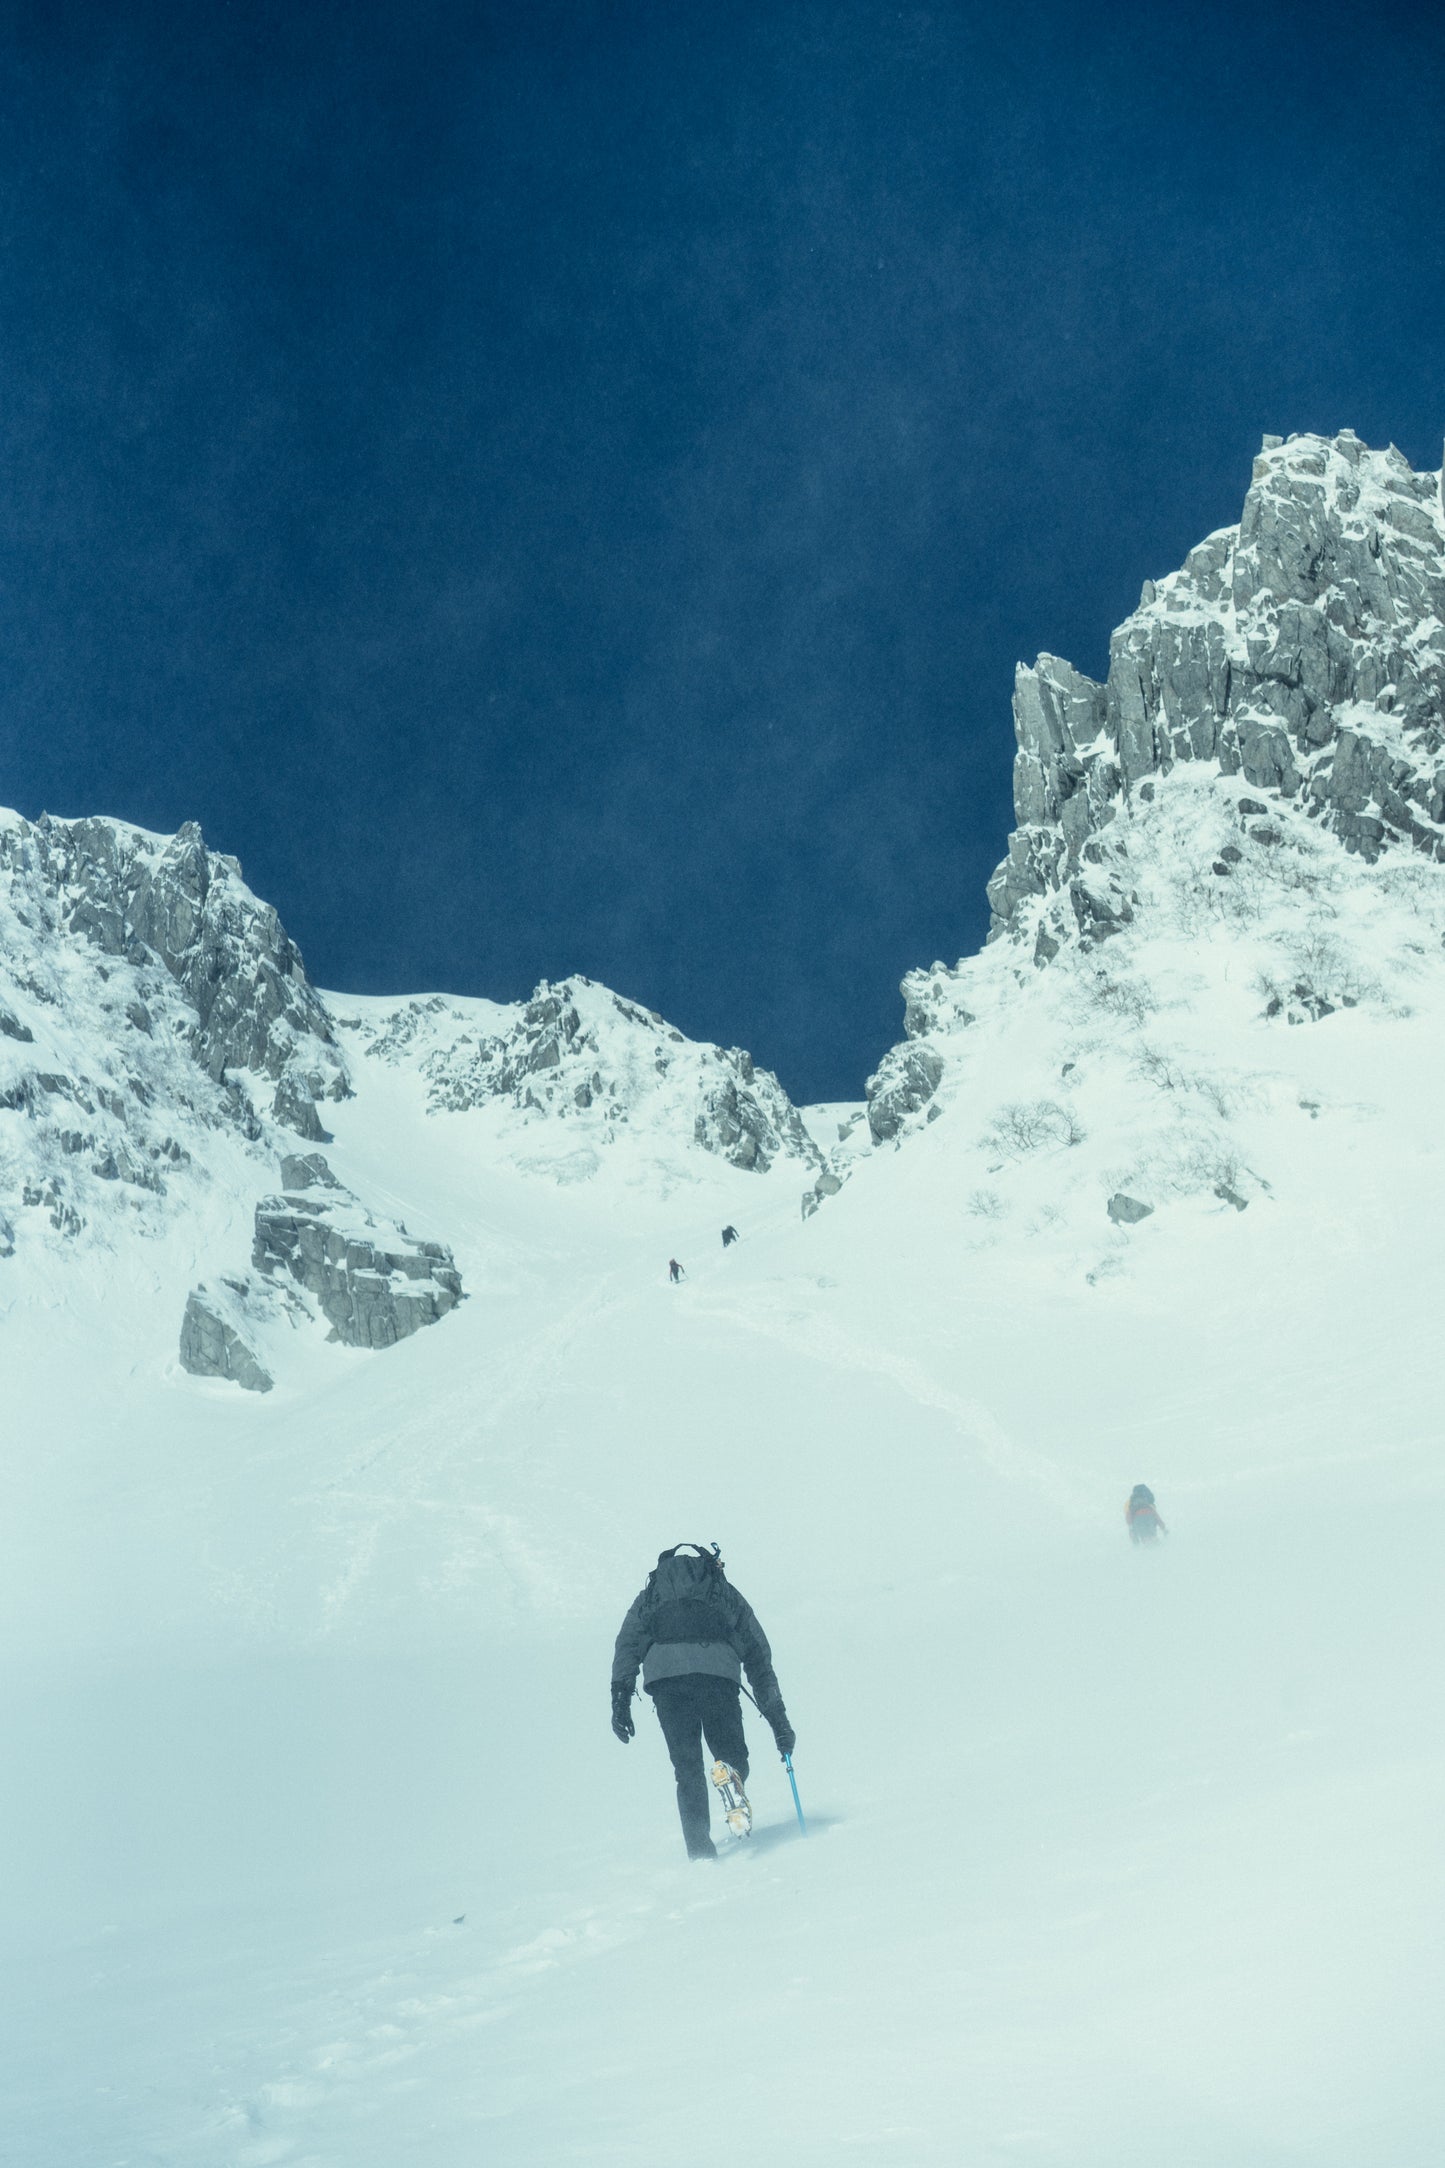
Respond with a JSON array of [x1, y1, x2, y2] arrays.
[[0, 807, 820, 1249], [0, 807, 822, 1386], [13, 424, 1442, 1345], [2, 810, 347, 1127], [851, 430, 1445, 1203], [334, 977, 822, 1177], [987, 431, 1445, 959], [0, 810, 347, 1256]]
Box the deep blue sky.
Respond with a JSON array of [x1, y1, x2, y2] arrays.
[[2, 1, 1443, 1101]]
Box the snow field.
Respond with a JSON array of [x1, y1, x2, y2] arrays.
[[5, 767, 1445, 2161]]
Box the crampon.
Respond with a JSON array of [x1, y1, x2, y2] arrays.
[[709, 1759, 752, 1839]]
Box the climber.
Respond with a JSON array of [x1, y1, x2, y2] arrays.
[[611, 1542, 796, 1859], [668, 1257, 686, 1283], [1126, 1483, 1169, 1544], [721, 1225, 739, 1247]]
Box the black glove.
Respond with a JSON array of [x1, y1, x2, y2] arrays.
[[768, 1707, 796, 1758], [611, 1685, 635, 1743]]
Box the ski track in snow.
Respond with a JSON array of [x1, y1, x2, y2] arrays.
[[686, 1283, 1078, 1508]]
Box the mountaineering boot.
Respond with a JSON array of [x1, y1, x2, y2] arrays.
[[688, 1835, 718, 1861], [710, 1759, 752, 1838]]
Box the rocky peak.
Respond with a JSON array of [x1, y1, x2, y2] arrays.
[[2, 811, 347, 1131], [987, 430, 1445, 957], [339, 976, 821, 1176], [0, 804, 353, 1264]]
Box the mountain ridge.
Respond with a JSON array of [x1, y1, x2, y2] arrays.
[[7, 427, 1445, 1372]]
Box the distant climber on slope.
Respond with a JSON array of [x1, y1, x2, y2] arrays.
[[1126, 1483, 1169, 1545], [668, 1257, 686, 1283], [611, 1542, 796, 1860], [721, 1225, 739, 1247]]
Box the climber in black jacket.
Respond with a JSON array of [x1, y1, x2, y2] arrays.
[[611, 1542, 795, 1859]]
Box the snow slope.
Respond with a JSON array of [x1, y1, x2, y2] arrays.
[[4, 431, 1445, 2165], [4, 771, 1444, 2166]]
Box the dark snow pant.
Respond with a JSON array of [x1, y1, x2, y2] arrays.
[[650, 1675, 748, 1858]]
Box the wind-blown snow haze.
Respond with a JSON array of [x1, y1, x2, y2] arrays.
[[4, 432, 1443, 2162]]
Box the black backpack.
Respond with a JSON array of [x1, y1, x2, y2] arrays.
[[642, 1542, 732, 1647]]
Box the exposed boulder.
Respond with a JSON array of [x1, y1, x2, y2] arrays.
[[802, 1168, 844, 1220], [179, 1285, 274, 1393], [252, 1189, 462, 1349], [272, 1072, 332, 1142], [865, 1043, 944, 1144], [279, 1151, 342, 1190], [1107, 1193, 1154, 1225]]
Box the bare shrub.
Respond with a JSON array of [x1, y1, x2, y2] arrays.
[[1132, 1043, 1189, 1093], [1077, 966, 1157, 1026], [1376, 857, 1445, 927], [1290, 927, 1351, 985], [984, 1099, 1086, 1158], [1186, 1072, 1234, 1120], [1156, 1134, 1261, 1208], [1132, 1043, 1233, 1116], [1266, 848, 1327, 898], [1260, 929, 1382, 1014], [967, 1187, 1005, 1220]]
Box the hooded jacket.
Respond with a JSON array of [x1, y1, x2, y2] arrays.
[[611, 1548, 787, 1718]]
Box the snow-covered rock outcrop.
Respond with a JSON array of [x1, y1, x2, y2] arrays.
[[2, 811, 286, 1255], [335, 977, 821, 1177], [179, 1281, 285, 1393], [252, 1161, 463, 1351], [1, 795, 825, 1386], [987, 431, 1445, 954], [845, 431, 1445, 1255], [0, 806, 470, 1384], [179, 1151, 463, 1386], [0, 809, 348, 1260]]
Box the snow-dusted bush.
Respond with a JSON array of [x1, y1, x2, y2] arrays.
[[1074, 966, 1157, 1027], [1256, 928, 1380, 1020], [1131, 1043, 1190, 1094], [984, 1099, 1085, 1158], [1132, 1043, 1234, 1117]]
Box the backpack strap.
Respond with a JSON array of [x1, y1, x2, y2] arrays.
[[655, 1541, 724, 1571], [641, 1542, 725, 1627]]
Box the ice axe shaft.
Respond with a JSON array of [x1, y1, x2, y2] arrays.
[[783, 1752, 806, 1835], [738, 1684, 807, 1834]]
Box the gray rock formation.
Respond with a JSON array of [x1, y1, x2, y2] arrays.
[[393, 977, 820, 1176], [801, 1168, 844, 1219], [279, 1151, 342, 1190], [179, 1285, 274, 1392], [253, 1188, 463, 1349], [987, 432, 1445, 948], [0, 813, 347, 1133], [865, 1042, 944, 1144], [272, 1072, 333, 1142], [692, 1049, 815, 1171], [1107, 1193, 1154, 1225]]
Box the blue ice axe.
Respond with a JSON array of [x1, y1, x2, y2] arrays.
[[740, 1682, 808, 1835], [782, 1751, 807, 1835]]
